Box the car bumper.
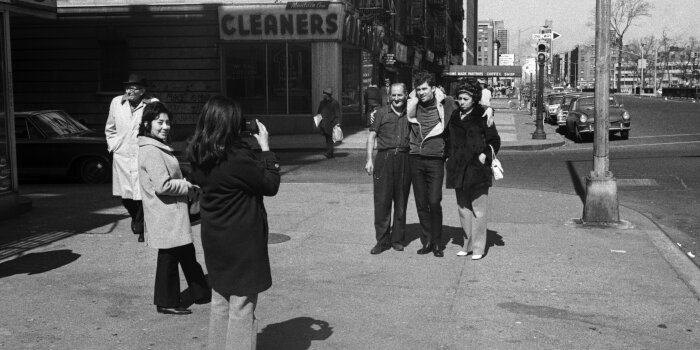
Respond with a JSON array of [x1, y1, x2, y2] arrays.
[[577, 122, 631, 133]]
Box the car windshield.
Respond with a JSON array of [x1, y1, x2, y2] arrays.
[[32, 111, 88, 137], [549, 96, 564, 104]]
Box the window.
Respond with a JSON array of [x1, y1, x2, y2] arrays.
[[224, 43, 311, 115], [98, 40, 128, 93]]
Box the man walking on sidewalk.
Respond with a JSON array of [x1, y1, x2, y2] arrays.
[[365, 83, 411, 255], [317, 87, 341, 159], [406, 71, 456, 258], [105, 73, 158, 242]]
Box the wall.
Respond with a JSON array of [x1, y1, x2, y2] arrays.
[[10, 12, 220, 139]]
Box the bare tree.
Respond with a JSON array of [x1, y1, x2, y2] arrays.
[[609, 0, 653, 91], [659, 29, 674, 86]]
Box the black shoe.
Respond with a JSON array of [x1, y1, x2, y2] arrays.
[[417, 243, 433, 255], [194, 293, 212, 305], [391, 243, 404, 251], [131, 220, 143, 235], [432, 248, 444, 258], [370, 243, 390, 255], [137, 233, 144, 242], [156, 306, 192, 315]]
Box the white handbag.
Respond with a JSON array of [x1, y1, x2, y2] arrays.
[[490, 145, 503, 180], [332, 124, 343, 143]]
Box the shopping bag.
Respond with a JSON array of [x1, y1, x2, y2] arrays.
[[332, 125, 343, 143]]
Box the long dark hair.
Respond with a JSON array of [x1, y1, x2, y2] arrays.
[[138, 101, 172, 140], [186, 95, 243, 169]]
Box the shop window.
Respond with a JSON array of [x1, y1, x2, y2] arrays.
[[224, 43, 311, 115], [342, 48, 361, 114], [98, 40, 128, 93]]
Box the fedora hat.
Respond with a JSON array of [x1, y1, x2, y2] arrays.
[[123, 73, 147, 87], [323, 87, 333, 96]]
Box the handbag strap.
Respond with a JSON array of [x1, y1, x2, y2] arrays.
[[489, 145, 497, 160]]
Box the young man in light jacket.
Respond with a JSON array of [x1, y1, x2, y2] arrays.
[[406, 73, 493, 257]]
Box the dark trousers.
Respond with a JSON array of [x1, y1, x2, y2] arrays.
[[323, 133, 334, 156], [121, 198, 143, 234], [373, 150, 411, 246], [409, 155, 445, 248], [154, 243, 210, 307]]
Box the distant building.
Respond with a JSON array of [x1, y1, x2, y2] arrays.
[[494, 20, 509, 54], [477, 20, 495, 66]]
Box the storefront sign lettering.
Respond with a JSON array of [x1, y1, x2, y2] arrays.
[[286, 1, 330, 9], [219, 5, 343, 41]]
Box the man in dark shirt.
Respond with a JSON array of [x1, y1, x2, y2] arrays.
[[365, 83, 411, 254], [405, 71, 456, 258], [317, 87, 341, 159]]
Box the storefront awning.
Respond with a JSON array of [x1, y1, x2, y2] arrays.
[[442, 65, 522, 78], [1, 0, 57, 19]]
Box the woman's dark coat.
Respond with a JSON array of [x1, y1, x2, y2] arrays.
[[189, 144, 281, 296], [445, 104, 501, 190]]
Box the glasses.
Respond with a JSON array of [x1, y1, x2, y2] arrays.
[[125, 86, 143, 92]]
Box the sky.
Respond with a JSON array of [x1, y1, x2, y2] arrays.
[[479, 0, 700, 55]]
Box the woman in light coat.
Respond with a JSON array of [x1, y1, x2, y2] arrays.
[[138, 101, 210, 315]]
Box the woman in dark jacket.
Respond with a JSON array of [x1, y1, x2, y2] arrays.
[[445, 81, 501, 260], [186, 96, 281, 350]]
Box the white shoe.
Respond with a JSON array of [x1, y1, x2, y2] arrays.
[[456, 251, 468, 257], [471, 254, 483, 260]]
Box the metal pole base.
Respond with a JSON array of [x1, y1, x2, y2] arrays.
[[582, 173, 620, 224], [532, 130, 547, 140]]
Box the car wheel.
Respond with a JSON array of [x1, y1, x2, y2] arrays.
[[78, 157, 110, 184], [620, 130, 629, 140]]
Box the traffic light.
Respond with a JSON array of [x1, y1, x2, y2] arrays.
[[537, 41, 549, 63]]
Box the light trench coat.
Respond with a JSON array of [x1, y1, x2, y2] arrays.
[[105, 95, 158, 199], [137, 136, 193, 249]]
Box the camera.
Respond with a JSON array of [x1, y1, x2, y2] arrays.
[[241, 118, 259, 136]]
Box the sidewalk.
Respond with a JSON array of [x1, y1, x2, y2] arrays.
[[172, 98, 565, 153], [1, 180, 700, 348]]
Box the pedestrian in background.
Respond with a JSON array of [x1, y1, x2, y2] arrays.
[[380, 78, 392, 107], [365, 82, 411, 255], [317, 87, 341, 159], [406, 71, 456, 258], [363, 81, 381, 127], [137, 101, 210, 315], [445, 81, 501, 260], [105, 73, 158, 242], [186, 96, 281, 350]]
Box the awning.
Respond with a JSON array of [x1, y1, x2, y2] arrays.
[[442, 65, 522, 78]]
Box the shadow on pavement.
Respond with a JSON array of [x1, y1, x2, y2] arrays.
[[403, 224, 505, 254], [257, 317, 333, 350], [0, 249, 80, 278], [566, 160, 586, 204]]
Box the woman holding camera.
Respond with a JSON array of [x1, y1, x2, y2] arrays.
[[445, 81, 500, 261], [137, 101, 210, 315], [186, 96, 281, 350]]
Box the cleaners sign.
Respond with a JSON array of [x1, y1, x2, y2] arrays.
[[219, 5, 343, 41]]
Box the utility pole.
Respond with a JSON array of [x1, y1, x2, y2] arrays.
[[583, 0, 620, 223]]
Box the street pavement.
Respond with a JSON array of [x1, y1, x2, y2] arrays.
[[1, 100, 699, 349]]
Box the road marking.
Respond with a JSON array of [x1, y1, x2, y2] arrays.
[[617, 178, 658, 187]]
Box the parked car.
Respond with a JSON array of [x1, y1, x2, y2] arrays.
[[565, 96, 631, 143], [544, 93, 566, 124], [14, 110, 111, 183], [555, 93, 589, 127]]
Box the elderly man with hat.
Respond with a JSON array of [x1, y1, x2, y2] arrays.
[[316, 86, 341, 159], [105, 73, 158, 242]]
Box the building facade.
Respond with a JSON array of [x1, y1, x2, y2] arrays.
[[476, 20, 494, 66], [9, 0, 467, 136]]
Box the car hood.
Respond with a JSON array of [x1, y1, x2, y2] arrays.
[[580, 106, 628, 121], [56, 130, 106, 142]]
